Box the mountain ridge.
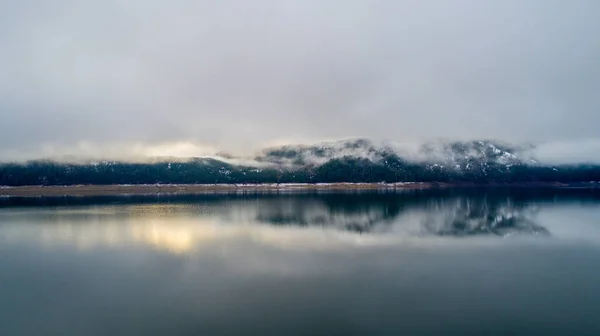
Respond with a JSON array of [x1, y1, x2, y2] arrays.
[[1, 139, 599, 186]]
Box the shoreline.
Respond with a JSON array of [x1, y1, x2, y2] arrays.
[[0, 182, 579, 197], [0, 183, 435, 197]]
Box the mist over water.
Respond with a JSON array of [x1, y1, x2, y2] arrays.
[[1, 189, 600, 335]]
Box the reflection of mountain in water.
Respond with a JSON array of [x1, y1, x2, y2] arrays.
[[422, 198, 549, 237], [252, 195, 404, 234], [249, 192, 550, 237]]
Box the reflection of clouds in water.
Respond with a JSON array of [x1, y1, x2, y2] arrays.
[[537, 206, 600, 243]]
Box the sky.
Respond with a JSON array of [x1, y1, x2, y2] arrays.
[[1, 0, 599, 161]]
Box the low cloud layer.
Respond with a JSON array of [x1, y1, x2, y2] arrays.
[[1, 1, 599, 162], [533, 139, 600, 165]]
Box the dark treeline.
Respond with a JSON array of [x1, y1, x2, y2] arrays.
[[1, 157, 600, 186]]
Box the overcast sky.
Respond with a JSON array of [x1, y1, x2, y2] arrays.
[[1, 0, 599, 161]]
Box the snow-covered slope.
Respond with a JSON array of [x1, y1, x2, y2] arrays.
[[415, 140, 540, 173], [254, 138, 543, 172]]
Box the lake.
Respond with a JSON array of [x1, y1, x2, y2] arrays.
[[1, 188, 600, 335]]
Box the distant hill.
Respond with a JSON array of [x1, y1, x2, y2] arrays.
[[1, 139, 599, 186]]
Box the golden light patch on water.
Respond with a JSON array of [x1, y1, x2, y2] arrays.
[[127, 217, 245, 254], [130, 224, 196, 254]]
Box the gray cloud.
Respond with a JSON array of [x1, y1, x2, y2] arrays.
[[1, 0, 599, 160], [533, 139, 600, 165]]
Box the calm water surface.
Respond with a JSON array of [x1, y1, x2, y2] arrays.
[[1, 188, 600, 335]]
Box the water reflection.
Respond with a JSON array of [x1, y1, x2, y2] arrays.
[[2, 189, 599, 255], [251, 196, 403, 233], [247, 193, 551, 237], [421, 198, 549, 237], [2, 189, 600, 336]]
